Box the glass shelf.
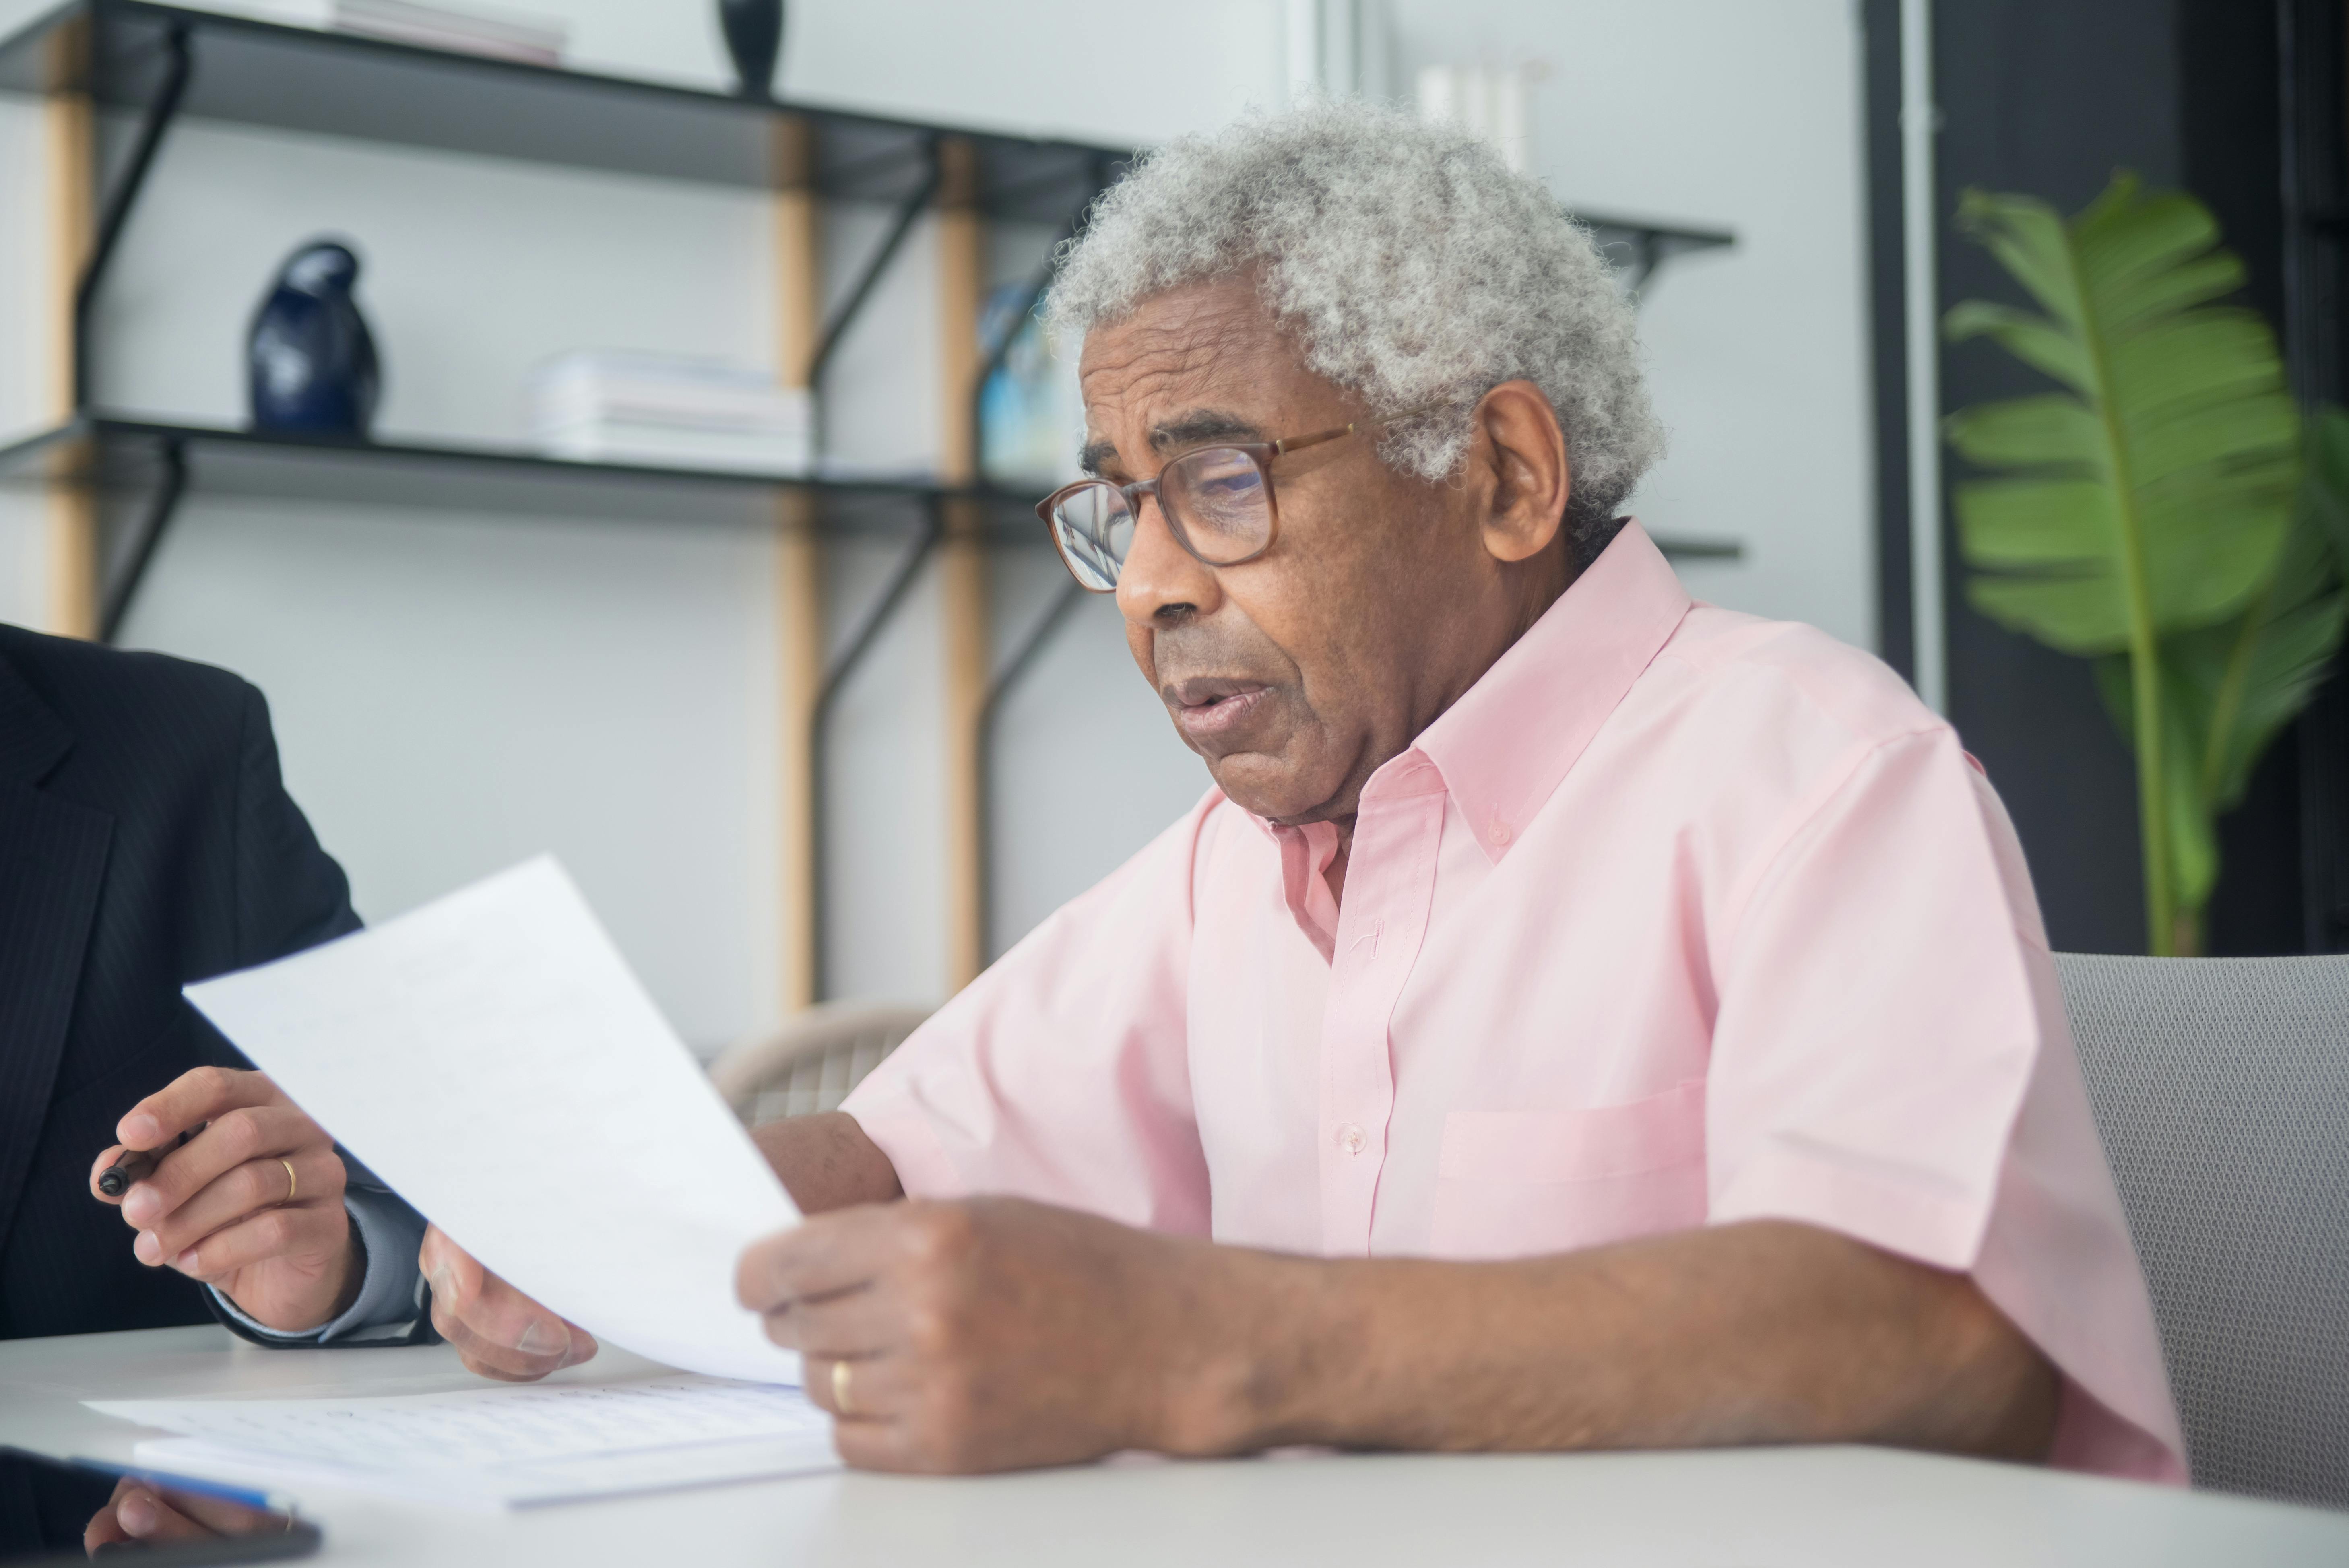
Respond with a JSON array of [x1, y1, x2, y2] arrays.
[[0, 415, 1020, 535]]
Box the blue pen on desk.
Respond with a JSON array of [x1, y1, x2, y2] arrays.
[[68, 1456, 297, 1515]]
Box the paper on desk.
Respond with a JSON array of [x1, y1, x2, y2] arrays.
[[184, 857, 802, 1383], [89, 1376, 839, 1510]]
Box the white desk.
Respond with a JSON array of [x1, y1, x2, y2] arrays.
[[4, 1325, 2344, 1566]]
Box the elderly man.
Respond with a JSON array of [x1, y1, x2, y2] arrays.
[[428, 102, 2183, 1480]]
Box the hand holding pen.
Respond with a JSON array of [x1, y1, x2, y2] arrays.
[[88, 1066, 361, 1333], [96, 1130, 196, 1197]]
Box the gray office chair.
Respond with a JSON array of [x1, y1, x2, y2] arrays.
[[707, 1001, 930, 1126], [2055, 953, 2349, 1509]]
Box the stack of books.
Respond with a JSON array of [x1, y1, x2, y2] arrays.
[[527, 353, 815, 476], [332, 0, 569, 66]]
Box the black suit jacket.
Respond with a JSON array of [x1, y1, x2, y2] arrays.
[[0, 623, 363, 1339]]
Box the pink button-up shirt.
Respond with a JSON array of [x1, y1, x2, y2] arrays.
[[844, 523, 2186, 1481]]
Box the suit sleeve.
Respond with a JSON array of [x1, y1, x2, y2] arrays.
[[231, 681, 361, 965]]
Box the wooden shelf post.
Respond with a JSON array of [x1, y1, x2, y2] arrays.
[[775, 114, 824, 1014], [42, 17, 95, 640], [937, 136, 990, 992]]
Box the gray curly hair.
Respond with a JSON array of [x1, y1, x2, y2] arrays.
[[1046, 98, 1664, 553]]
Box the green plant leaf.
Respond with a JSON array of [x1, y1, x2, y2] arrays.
[[1955, 188, 2085, 331], [2171, 448, 2349, 812], [1943, 395, 2105, 468], [1944, 303, 2095, 394], [2304, 405, 2349, 568], [2093, 652, 2222, 947], [1971, 573, 2131, 654], [1950, 478, 2116, 567], [1944, 173, 2302, 953], [2097, 414, 2349, 933]]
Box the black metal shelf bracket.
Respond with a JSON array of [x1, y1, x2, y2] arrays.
[[807, 497, 947, 999], [1623, 232, 1669, 295], [806, 135, 943, 455], [75, 17, 194, 409], [974, 574, 1088, 963], [1589, 218, 1736, 299], [99, 435, 187, 644]]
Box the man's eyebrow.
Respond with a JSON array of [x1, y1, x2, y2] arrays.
[[1151, 411, 1263, 451], [1077, 411, 1263, 478]]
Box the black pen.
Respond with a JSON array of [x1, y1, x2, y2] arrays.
[[97, 1129, 196, 1198]]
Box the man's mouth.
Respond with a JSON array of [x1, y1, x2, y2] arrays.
[[1166, 677, 1272, 741]]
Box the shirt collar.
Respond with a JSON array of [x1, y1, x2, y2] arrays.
[[1408, 520, 1690, 862]]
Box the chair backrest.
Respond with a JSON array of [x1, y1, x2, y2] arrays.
[[2054, 952, 2349, 1508], [707, 1001, 931, 1126]]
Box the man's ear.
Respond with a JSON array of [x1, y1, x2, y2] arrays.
[[1474, 380, 1572, 565]]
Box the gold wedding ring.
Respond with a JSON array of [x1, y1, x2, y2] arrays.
[[831, 1357, 855, 1417], [279, 1157, 297, 1204]]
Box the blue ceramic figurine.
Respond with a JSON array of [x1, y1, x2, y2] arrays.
[[247, 239, 381, 435], [718, 0, 784, 99]]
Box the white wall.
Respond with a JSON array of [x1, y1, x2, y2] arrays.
[[1389, 0, 1875, 648], [0, 0, 1870, 1047]]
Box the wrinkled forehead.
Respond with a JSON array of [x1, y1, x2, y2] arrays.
[[1074, 280, 1331, 476], [1078, 282, 1274, 404]]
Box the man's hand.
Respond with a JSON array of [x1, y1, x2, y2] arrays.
[[90, 1066, 358, 1333], [736, 1197, 1221, 1473], [738, 1204, 2059, 1475], [421, 1112, 883, 1386], [421, 1224, 597, 1381], [82, 1474, 280, 1551]]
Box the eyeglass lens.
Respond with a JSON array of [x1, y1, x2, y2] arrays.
[[1047, 447, 1273, 588]]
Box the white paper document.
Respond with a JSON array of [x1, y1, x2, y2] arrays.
[[89, 1377, 838, 1509], [184, 857, 803, 1382]]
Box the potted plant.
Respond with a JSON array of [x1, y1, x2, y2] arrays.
[[1942, 174, 2349, 955]]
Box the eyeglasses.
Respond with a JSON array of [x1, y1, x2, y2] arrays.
[[1035, 406, 1441, 592]]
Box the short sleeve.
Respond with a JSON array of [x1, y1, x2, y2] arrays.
[[840, 793, 1219, 1236], [1704, 727, 2186, 1481]]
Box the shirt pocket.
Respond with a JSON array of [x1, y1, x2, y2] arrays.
[[1429, 1079, 1708, 1260]]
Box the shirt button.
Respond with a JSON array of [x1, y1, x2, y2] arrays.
[[1491, 819, 1513, 845], [1335, 1123, 1367, 1155]]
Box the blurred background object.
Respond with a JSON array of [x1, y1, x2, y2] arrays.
[[709, 1001, 929, 1124], [247, 237, 381, 436], [1942, 178, 2347, 956], [978, 285, 1074, 490], [717, 0, 784, 101], [332, 0, 568, 64], [1882, 0, 2349, 960], [528, 351, 812, 474], [1414, 60, 1545, 175]]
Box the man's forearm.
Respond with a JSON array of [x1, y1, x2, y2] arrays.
[[1162, 1219, 2058, 1461], [753, 1112, 904, 1213]]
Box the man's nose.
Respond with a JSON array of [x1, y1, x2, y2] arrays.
[[1116, 494, 1219, 627]]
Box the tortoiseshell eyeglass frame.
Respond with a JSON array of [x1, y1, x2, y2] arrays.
[[1034, 405, 1447, 591]]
